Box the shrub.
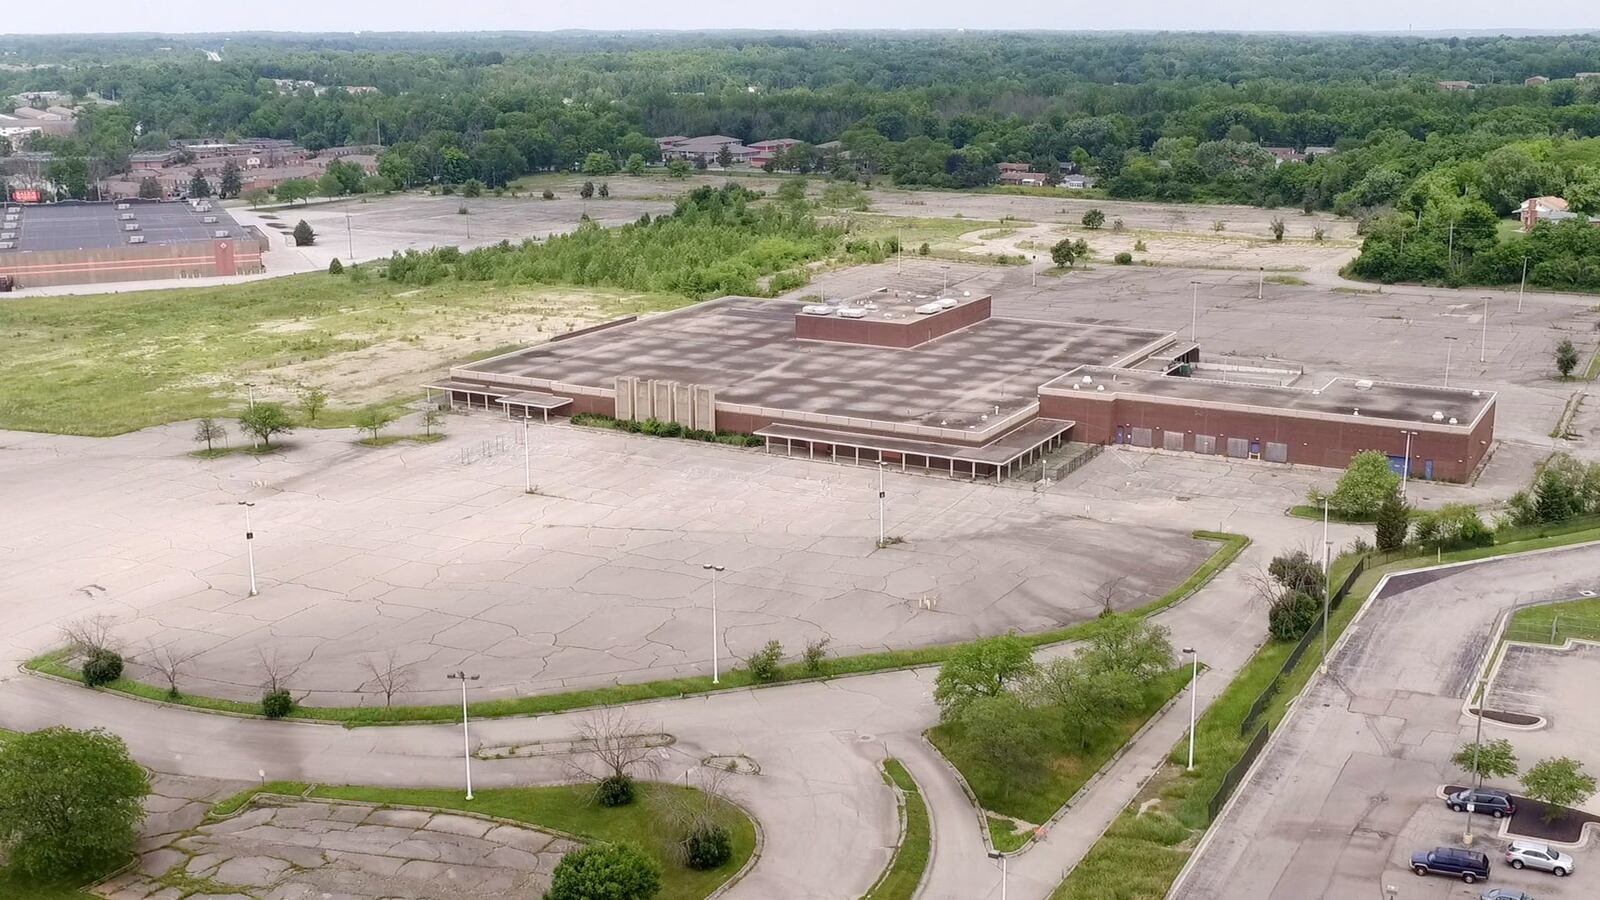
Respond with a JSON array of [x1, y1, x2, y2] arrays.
[[1081, 208, 1106, 229], [683, 823, 733, 870], [1373, 488, 1409, 551], [918, 242, 930, 256], [746, 640, 784, 683], [291, 220, 316, 246], [545, 843, 661, 900], [1114, 251, 1133, 265], [542, 188, 556, 200], [81, 649, 124, 688], [327, 257, 344, 274], [803, 637, 831, 675], [1413, 503, 1493, 548], [462, 179, 483, 197], [1268, 590, 1320, 641], [1133, 238, 1147, 251], [596, 773, 636, 807], [261, 688, 294, 719]]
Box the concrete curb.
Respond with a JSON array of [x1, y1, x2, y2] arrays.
[[860, 760, 912, 899], [919, 729, 995, 857]]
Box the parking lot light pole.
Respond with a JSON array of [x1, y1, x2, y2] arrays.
[[446, 670, 479, 800], [1464, 671, 1488, 845], [1183, 647, 1198, 770], [702, 564, 725, 684], [522, 419, 532, 494], [1190, 281, 1200, 342], [1480, 296, 1489, 363], [1399, 430, 1416, 498], [238, 501, 257, 596], [1320, 498, 1330, 673], [1518, 257, 1528, 313], [987, 850, 1008, 900], [877, 461, 887, 547]]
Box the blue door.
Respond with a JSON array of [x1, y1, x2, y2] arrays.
[[1115, 426, 1125, 445], [1424, 459, 1434, 481], [1387, 455, 1408, 477]]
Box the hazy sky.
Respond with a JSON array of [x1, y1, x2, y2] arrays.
[[2, 1, 1596, 37]]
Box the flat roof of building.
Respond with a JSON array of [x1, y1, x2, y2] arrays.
[[1049, 366, 1494, 429], [457, 296, 1177, 433], [0, 199, 250, 253]]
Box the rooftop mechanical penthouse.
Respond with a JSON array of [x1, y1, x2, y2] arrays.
[[432, 288, 1496, 483]]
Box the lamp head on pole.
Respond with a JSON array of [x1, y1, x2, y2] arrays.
[[702, 563, 725, 573], [238, 500, 254, 508], [446, 671, 479, 682], [1182, 647, 1196, 655]]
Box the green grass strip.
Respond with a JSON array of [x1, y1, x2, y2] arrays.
[[26, 531, 1246, 726], [863, 760, 931, 900], [1052, 524, 1600, 900]]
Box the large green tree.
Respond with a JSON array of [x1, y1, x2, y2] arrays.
[[934, 634, 1037, 718], [1326, 450, 1401, 519], [0, 727, 149, 880]]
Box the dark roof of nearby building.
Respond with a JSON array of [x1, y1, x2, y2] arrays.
[[0, 199, 249, 253]]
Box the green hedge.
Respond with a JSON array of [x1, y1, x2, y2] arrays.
[[572, 413, 763, 447]]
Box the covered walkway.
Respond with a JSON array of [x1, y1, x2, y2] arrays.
[[754, 418, 1073, 482]]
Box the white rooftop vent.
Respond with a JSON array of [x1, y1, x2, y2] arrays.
[[936, 298, 958, 309], [213, 230, 230, 238], [127, 235, 145, 244], [123, 223, 140, 231], [202, 215, 219, 224], [1096, 384, 1105, 391], [115, 202, 130, 210], [963, 290, 971, 297], [1432, 411, 1445, 421], [1449, 417, 1459, 425], [1082, 375, 1093, 384], [1471, 390, 1481, 398], [914, 294, 929, 300], [1354, 379, 1374, 390], [914, 302, 942, 315], [838, 307, 868, 319], [1352, 408, 1360, 416], [801, 304, 834, 316], [118, 213, 135, 221]]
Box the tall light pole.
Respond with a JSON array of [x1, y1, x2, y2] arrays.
[[1518, 256, 1528, 313], [1444, 336, 1457, 388], [702, 564, 724, 684], [1319, 497, 1330, 673], [345, 211, 354, 260], [1257, 266, 1264, 300], [897, 229, 903, 274], [1463, 671, 1488, 844], [1189, 281, 1199, 342], [522, 418, 532, 494], [238, 501, 257, 596], [987, 850, 1008, 900], [941, 265, 950, 293], [1400, 430, 1415, 498], [1183, 647, 1198, 770], [877, 461, 887, 547], [1031, 254, 1037, 287], [1480, 296, 1489, 363], [446, 670, 479, 800]]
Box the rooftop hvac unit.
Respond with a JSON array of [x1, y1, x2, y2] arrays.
[[0, 242, 13, 249], [127, 235, 146, 244], [1354, 379, 1374, 390], [837, 307, 868, 319], [115, 203, 130, 210], [213, 230, 230, 238], [801, 304, 835, 316], [936, 297, 958, 309], [119, 213, 136, 221], [123, 223, 140, 231], [202, 216, 219, 224], [914, 302, 942, 315], [0, 232, 12, 240]]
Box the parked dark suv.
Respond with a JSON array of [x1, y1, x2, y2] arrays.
[[1447, 788, 1516, 818], [1412, 846, 1491, 883]]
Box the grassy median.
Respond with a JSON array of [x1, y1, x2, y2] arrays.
[[863, 760, 931, 900]]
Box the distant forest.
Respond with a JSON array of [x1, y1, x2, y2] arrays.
[[6, 31, 1600, 287]]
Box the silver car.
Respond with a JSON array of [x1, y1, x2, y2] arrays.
[[1506, 840, 1574, 876]]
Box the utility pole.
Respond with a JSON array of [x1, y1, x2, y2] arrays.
[[702, 564, 724, 683], [238, 501, 257, 597], [1184, 647, 1199, 770], [1480, 296, 1488, 363], [1518, 256, 1528, 313], [1319, 498, 1330, 673], [446, 671, 479, 800], [1190, 281, 1199, 342], [345, 211, 354, 261]]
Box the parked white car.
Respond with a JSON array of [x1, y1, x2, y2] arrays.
[[1506, 840, 1574, 876]]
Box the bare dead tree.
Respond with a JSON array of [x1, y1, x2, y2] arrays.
[[60, 614, 119, 660], [361, 649, 413, 708], [656, 763, 738, 867], [256, 647, 302, 694], [573, 706, 663, 783], [142, 640, 202, 699], [1094, 576, 1128, 618]]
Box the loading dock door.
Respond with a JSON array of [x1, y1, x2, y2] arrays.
[[1131, 427, 1153, 448], [1194, 435, 1217, 455], [1163, 431, 1186, 452], [1264, 442, 1288, 463], [1226, 437, 1250, 459]]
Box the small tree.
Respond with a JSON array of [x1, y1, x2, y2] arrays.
[[952, 692, 1045, 781], [1328, 450, 1401, 519], [1373, 488, 1410, 551], [802, 636, 831, 675], [1521, 756, 1596, 821], [239, 402, 294, 448], [291, 219, 316, 247], [1050, 237, 1083, 268], [542, 188, 556, 200], [746, 640, 784, 683], [355, 406, 399, 441], [462, 178, 483, 198], [574, 707, 661, 808], [1267, 549, 1325, 600], [545, 843, 661, 900], [297, 385, 328, 424], [1556, 339, 1580, 378], [1452, 738, 1519, 782], [1111, 217, 1126, 232], [0, 727, 149, 880], [716, 144, 734, 168], [934, 634, 1037, 718], [194, 417, 227, 453], [579, 180, 595, 199], [188, 171, 212, 198], [327, 257, 344, 275], [219, 160, 242, 199], [137, 175, 162, 199], [142, 640, 201, 699], [1268, 590, 1320, 641], [667, 159, 691, 178], [1270, 217, 1286, 241], [1081, 208, 1106, 229], [81, 650, 124, 688], [257, 648, 299, 719], [625, 153, 646, 176], [599, 182, 610, 199], [421, 406, 444, 436], [361, 649, 413, 708], [243, 188, 270, 209]]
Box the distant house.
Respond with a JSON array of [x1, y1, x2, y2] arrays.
[[656, 135, 757, 165], [998, 169, 1050, 187], [1576, 73, 1600, 81], [1059, 174, 1096, 190], [1525, 75, 1551, 87], [746, 138, 803, 169], [130, 149, 182, 170], [1303, 146, 1337, 158], [1437, 80, 1475, 91], [998, 162, 1031, 173], [1519, 196, 1600, 231], [1263, 146, 1306, 165]]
